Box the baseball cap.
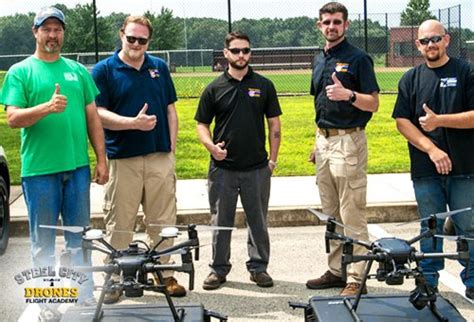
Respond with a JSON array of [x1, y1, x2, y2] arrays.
[[33, 7, 65, 28]]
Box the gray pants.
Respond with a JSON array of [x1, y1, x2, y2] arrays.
[[208, 163, 271, 276]]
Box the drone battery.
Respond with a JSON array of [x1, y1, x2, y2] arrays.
[[303, 294, 466, 322], [372, 238, 412, 262], [62, 303, 210, 322]]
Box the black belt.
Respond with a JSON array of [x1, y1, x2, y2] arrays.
[[318, 127, 365, 138]]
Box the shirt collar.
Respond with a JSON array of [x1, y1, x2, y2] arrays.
[[223, 66, 254, 81], [324, 38, 349, 57], [113, 49, 153, 70]]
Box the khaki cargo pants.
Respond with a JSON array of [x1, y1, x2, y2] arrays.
[[103, 152, 177, 277], [315, 130, 369, 283]]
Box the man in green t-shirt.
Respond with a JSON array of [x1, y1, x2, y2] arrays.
[[0, 6, 108, 311]]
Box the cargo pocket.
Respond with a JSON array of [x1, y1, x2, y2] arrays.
[[345, 156, 358, 178], [348, 177, 367, 208]]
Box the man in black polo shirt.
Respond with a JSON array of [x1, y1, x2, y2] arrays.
[[393, 19, 474, 299], [306, 2, 379, 296], [195, 31, 282, 290]]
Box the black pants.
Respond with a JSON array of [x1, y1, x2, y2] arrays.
[[208, 163, 271, 276]]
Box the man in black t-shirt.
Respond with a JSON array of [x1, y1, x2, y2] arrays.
[[392, 19, 474, 299], [195, 31, 282, 290], [306, 2, 379, 297]]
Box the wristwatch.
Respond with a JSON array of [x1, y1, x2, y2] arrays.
[[349, 91, 357, 103], [268, 160, 277, 168]]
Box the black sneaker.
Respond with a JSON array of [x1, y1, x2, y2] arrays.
[[466, 287, 474, 300], [203, 273, 226, 290], [250, 271, 274, 287]]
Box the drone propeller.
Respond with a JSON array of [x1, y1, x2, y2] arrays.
[[159, 243, 210, 257], [40, 224, 86, 234], [399, 207, 472, 225], [434, 234, 474, 241], [307, 208, 360, 235], [150, 224, 236, 231], [39, 224, 133, 234]]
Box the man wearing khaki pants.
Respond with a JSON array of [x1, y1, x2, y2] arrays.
[[92, 15, 185, 303], [307, 2, 379, 296]]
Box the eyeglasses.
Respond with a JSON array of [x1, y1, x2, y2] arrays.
[[125, 35, 149, 45], [227, 47, 251, 55], [320, 19, 343, 26], [418, 35, 445, 45]]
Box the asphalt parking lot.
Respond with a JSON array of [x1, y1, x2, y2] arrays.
[[2, 224, 473, 321]]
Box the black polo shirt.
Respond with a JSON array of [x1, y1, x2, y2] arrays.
[[392, 58, 474, 178], [195, 67, 282, 171], [310, 38, 379, 128]]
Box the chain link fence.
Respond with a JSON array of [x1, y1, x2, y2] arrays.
[[0, 0, 472, 97]]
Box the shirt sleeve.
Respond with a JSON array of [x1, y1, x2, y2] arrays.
[[194, 87, 214, 124], [466, 62, 474, 111], [0, 66, 28, 109], [392, 72, 413, 119], [265, 80, 282, 118], [92, 61, 110, 108], [159, 61, 178, 105], [356, 54, 380, 94], [78, 63, 99, 106]]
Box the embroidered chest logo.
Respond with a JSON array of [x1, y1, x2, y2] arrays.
[[149, 68, 160, 79], [335, 63, 349, 73], [439, 77, 457, 88], [63, 72, 78, 81], [248, 88, 261, 97]]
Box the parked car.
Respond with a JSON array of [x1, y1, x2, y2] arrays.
[[0, 146, 10, 255]]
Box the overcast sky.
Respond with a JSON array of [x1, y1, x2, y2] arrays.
[[1, 0, 472, 29]]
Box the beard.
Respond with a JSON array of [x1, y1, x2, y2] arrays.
[[229, 59, 249, 70], [324, 31, 345, 43]]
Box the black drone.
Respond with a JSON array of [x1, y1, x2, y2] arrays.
[[290, 207, 472, 322], [40, 224, 228, 322]]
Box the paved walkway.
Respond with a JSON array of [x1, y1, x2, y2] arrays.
[[10, 173, 415, 220]]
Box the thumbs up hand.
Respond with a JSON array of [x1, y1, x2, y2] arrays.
[[325, 72, 352, 102], [47, 83, 67, 113], [419, 103, 439, 132], [133, 103, 157, 131]]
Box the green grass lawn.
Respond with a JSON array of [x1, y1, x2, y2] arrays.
[[0, 95, 409, 184]]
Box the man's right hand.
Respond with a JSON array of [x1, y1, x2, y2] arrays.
[[47, 83, 67, 113], [134, 103, 157, 131], [428, 146, 452, 175], [211, 141, 227, 161]]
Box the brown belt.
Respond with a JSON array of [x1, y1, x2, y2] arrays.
[[318, 127, 364, 138]]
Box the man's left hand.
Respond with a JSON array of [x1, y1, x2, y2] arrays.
[[93, 162, 109, 185], [419, 104, 439, 132], [325, 72, 351, 101]]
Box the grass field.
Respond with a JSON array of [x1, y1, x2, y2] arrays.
[[0, 95, 409, 185]]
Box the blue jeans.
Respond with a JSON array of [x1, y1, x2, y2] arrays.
[[413, 175, 474, 288], [22, 166, 94, 300]]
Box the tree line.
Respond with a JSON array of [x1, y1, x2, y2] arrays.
[[0, 3, 472, 56]]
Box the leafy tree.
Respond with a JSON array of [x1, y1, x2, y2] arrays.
[[145, 8, 182, 50], [400, 0, 436, 26]]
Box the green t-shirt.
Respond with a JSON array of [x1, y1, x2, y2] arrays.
[[0, 56, 99, 177]]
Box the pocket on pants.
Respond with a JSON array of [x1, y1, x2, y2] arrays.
[[348, 177, 367, 208], [345, 156, 358, 178]]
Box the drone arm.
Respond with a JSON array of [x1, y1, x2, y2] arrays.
[[154, 238, 198, 257], [407, 229, 434, 246], [415, 251, 468, 261]]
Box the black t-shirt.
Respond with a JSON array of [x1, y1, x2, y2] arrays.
[[310, 39, 380, 128], [392, 58, 474, 178], [195, 67, 282, 171]]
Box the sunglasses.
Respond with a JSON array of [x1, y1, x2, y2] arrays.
[[227, 47, 251, 55], [125, 35, 149, 45], [418, 35, 444, 45], [321, 19, 343, 26]]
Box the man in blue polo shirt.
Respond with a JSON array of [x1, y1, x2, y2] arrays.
[[306, 2, 379, 297], [92, 15, 185, 303]]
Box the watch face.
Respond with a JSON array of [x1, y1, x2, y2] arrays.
[[350, 92, 356, 103]]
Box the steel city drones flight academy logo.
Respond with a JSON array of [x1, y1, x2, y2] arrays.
[[13, 266, 88, 304]]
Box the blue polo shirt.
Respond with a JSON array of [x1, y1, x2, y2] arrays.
[[92, 50, 177, 159]]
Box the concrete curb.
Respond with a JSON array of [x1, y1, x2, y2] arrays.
[[10, 202, 418, 237]]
